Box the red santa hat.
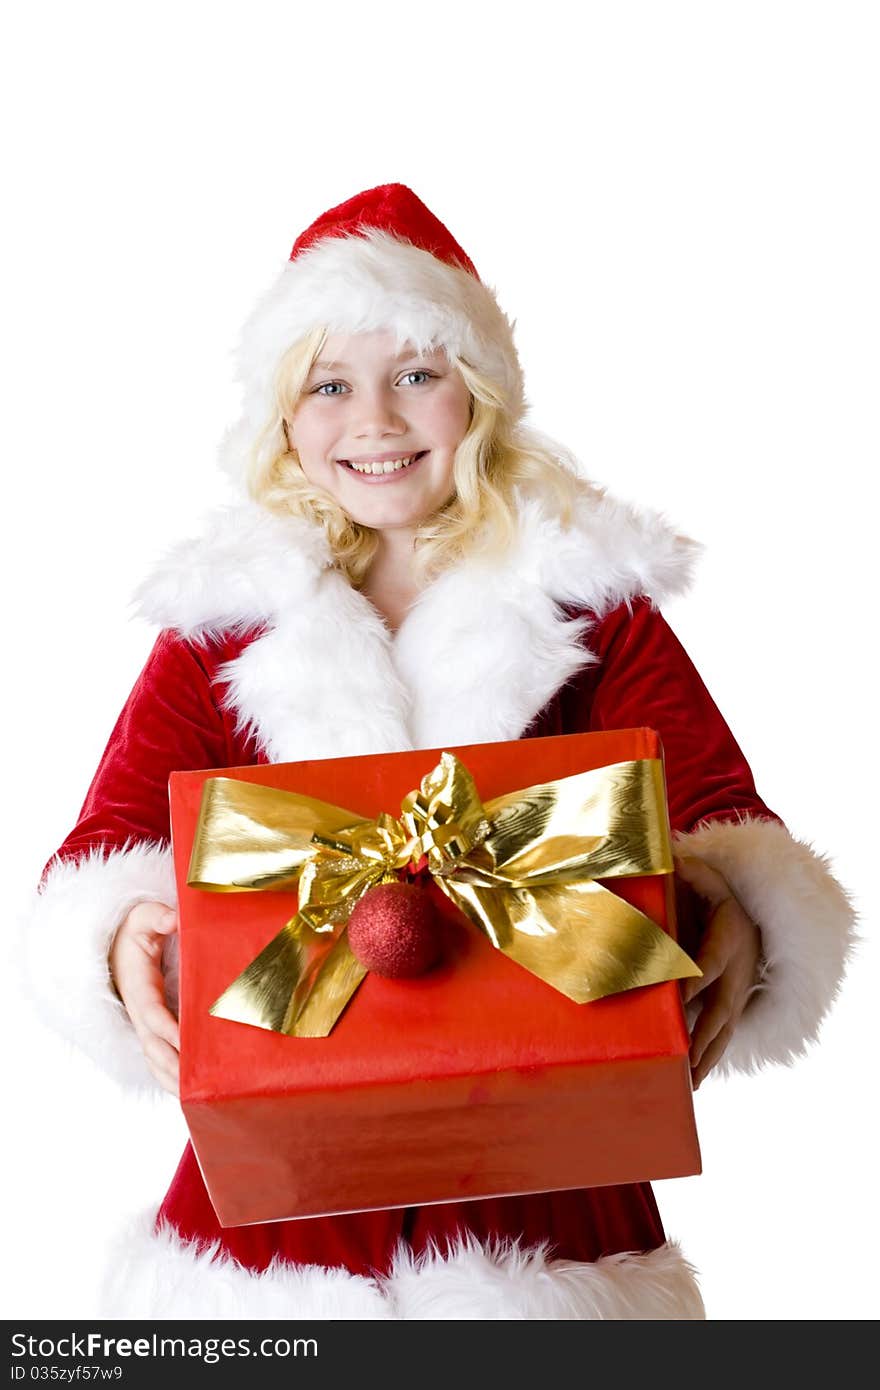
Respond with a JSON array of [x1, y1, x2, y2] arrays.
[[221, 184, 525, 480]]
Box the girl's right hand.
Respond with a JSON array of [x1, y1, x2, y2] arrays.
[[109, 901, 180, 1095]]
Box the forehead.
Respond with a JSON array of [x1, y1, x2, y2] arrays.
[[310, 329, 449, 372]]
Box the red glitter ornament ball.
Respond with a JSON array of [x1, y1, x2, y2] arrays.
[[347, 882, 442, 979]]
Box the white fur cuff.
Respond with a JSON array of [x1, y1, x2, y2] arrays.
[[673, 816, 857, 1075], [23, 842, 178, 1093], [101, 1211, 705, 1320]]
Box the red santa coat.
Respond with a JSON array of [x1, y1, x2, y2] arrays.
[[26, 484, 855, 1320]]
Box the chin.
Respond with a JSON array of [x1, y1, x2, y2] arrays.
[[347, 499, 443, 532], [355, 512, 429, 532]]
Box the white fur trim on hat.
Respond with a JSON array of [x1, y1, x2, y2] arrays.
[[219, 228, 525, 484], [673, 816, 857, 1075], [100, 1210, 704, 1320], [23, 843, 178, 1094]]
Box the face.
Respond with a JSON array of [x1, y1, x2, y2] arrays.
[[286, 330, 472, 536]]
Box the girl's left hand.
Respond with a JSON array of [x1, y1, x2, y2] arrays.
[[673, 854, 764, 1090]]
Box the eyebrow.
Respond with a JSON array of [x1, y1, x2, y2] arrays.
[[311, 349, 437, 371]]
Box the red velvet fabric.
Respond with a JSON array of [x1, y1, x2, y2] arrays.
[[290, 183, 480, 279], [51, 596, 780, 1277]]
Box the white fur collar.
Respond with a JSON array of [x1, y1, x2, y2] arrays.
[[134, 484, 701, 761]]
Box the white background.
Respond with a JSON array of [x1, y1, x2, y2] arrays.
[[3, 1, 877, 1322]]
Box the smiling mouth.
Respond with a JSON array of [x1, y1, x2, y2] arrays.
[[338, 451, 428, 475]]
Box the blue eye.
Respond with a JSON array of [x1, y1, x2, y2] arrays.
[[313, 381, 348, 396], [400, 370, 432, 386]]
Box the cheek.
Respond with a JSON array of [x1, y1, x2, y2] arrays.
[[427, 387, 472, 449], [288, 407, 332, 464]]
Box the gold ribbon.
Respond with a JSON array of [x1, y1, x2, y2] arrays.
[[188, 754, 701, 1038]]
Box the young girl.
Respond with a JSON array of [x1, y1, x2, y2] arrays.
[[27, 183, 855, 1320]]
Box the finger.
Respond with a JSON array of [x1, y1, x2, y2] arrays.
[[147, 1055, 180, 1097], [155, 1054, 180, 1098], [673, 855, 732, 908], [143, 1034, 180, 1093], [150, 906, 179, 936], [130, 914, 178, 963], [133, 1015, 180, 1095], [143, 1033, 179, 1074], [114, 928, 167, 981], [687, 943, 760, 1015], [139, 999, 180, 1051], [689, 991, 732, 1071], [124, 969, 180, 1044], [692, 1023, 735, 1090], [124, 902, 178, 939], [681, 945, 727, 1004], [116, 950, 163, 994], [129, 995, 179, 1045]]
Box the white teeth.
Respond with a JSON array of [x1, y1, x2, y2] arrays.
[[347, 453, 420, 474]]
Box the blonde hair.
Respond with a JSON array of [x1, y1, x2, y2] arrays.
[[246, 327, 582, 586]]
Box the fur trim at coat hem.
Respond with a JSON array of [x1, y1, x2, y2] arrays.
[[23, 843, 178, 1094], [100, 1210, 706, 1320], [673, 815, 858, 1076]]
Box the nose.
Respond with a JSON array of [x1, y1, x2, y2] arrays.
[[352, 384, 406, 438]]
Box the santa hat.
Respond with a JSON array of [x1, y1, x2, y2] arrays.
[[220, 184, 525, 482]]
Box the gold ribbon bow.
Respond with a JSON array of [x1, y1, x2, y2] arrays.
[[188, 753, 701, 1037]]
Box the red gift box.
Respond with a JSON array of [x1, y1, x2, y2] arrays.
[[170, 729, 701, 1228]]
